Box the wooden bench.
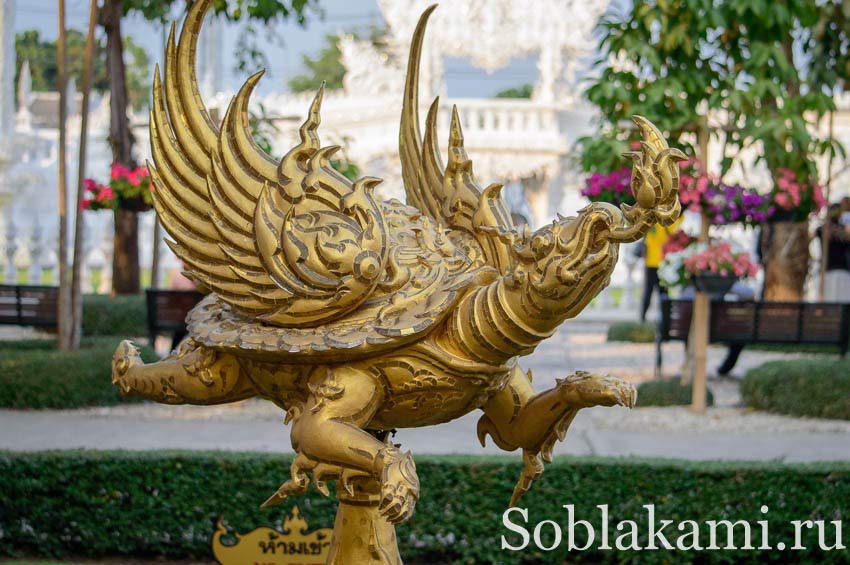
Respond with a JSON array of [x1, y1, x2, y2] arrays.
[[656, 298, 850, 374], [0, 284, 60, 328], [145, 289, 204, 349]]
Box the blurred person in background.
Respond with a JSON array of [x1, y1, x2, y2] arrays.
[[640, 219, 683, 322], [841, 196, 850, 227], [818, 203, 850, 303]]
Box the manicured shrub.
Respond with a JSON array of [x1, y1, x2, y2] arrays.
[[0, 337, 156, 409], [1, 452, 848, 563], [742, 358, 850, 420], [637, 378, 714, 407], [606, 321, 656, 343], [82, 294, 147, 337]]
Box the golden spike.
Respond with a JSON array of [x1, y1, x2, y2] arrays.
[[174, 0, 218, 152], [150, 67, 207, 197], [447, 105, 466, 157], [229, 70, 279, 181], [279, 84, 324, 181], [399, 4, 439, 218], [420, 97, 445, 215], [299, 83, 324, 147]]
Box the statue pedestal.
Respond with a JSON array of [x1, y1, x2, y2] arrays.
[[327, 477, 401, 565]]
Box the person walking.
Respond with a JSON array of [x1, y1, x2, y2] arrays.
[[640, 219, 682, 322], [818, 203, 850, 302]]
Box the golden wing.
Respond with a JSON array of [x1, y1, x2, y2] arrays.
[[399, 5, 516, 272], [149, 0, 388, 327]]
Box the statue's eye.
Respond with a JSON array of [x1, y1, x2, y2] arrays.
[[531, 234, 553, 256]]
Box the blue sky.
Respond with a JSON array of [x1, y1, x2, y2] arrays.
[[15, 0, 541, 98]]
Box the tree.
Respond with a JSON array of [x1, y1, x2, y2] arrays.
[[15, 30, 151, 111], [580, 0, 850, 411], [288, 27, 385, 93], [583, 0, 843, 181], [288, 33, 345, 93], [581, 0, 847, 299], [94, 0, 318, 294], [494, 83, 533, 99]]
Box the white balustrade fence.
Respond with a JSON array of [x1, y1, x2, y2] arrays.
[[0, 211, 173, 293]]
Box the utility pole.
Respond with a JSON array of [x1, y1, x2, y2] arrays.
[[818, 110, 835, 302], [690, 123, 711, 414]]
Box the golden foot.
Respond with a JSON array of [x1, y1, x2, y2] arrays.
[[111, 340, 142, 393], [378, 447, 420, 525], [557, 371, 637, 409]]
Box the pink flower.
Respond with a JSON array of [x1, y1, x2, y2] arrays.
[[96, 186, 114, 203], [110, 162, 132, 181], [84, 178, 99, 192], [80, 198, 93, 210]]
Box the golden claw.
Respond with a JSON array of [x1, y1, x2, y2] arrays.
[[509, 450, 544, 507]]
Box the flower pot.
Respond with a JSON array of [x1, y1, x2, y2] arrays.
[[693, 272, 737, 298], [119, 197, 153, 213]]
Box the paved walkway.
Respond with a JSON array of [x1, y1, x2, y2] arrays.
[[4, 322, 850, 462]]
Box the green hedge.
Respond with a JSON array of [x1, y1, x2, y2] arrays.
[[0, 337, 157, 409], [637, 378, 715, 407], [2, 451, 849, 563], [741, 358, 850, 420], [606, 321, 656, 343], [82, 294, 146, 337]]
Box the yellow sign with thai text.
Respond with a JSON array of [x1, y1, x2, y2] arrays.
[[212, 506, 332, 565]]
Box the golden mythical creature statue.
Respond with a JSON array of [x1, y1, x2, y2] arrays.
[[111, 1, 684, 562]]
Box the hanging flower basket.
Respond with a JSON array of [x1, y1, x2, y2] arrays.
[[659, 240, 759, 295], [693, 272, 737, 298], [82, 163, 154, 212]]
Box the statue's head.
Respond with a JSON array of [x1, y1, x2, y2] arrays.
[[505, 116, 685, 325], [506, 203, 622, 321]]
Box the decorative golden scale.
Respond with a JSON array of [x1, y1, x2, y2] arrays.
[[111, 1, 684, 562]]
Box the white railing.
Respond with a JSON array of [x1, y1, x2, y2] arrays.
[[1, 217, 108, 292], [438, 98, 565, 154], [0, 212, 180, 294], [238, 91, 570, 183]]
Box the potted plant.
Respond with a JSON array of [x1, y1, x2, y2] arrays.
[[683, 242, 760, 299], [659, 237, 759, 299]]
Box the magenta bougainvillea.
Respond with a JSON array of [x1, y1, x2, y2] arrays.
[[580, 167, 636, 207], [676, 159, 825, 225]]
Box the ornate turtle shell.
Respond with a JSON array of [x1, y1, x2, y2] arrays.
[[186, 199, 489, 362]]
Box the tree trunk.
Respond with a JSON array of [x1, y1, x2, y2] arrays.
[[69, 0, 98, 348], [762, 222, 809, 301], [100, 0, 139, 294], [112, 208, 140, 295], [57, 0, 72, 351]]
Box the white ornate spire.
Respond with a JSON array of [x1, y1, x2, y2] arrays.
[[16, 59, 32, 130], [0, 0, 15, 136], [376, 0, 609, 101]]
